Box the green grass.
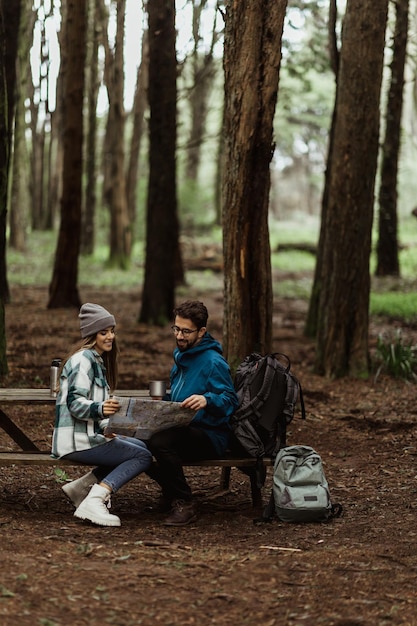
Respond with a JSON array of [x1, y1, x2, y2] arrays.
[[8, 231, 145, 289], [370, 290, 417, 323], [374, 329, 417, 381], [8, 232, 54, 285], [271, 249, 316, 273]]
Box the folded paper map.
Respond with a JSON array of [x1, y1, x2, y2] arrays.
[[105, 397, 193, 440]]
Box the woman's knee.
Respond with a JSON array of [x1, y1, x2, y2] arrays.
[[139, 447, 153, 463], [118, 435, 149, 449], [124, 440, 152, 463]]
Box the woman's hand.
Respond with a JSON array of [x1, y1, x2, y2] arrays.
[[181, 395, 207, 411], [102, 397, 120, 416]]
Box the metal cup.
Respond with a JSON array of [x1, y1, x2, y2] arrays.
[[149, 380, 166, 399], [50, 358, 61, 398]]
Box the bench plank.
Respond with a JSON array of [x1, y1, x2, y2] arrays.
[[0, 452, 272, 468]]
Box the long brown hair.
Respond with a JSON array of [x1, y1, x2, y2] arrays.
[[59, 335, 119, 393]]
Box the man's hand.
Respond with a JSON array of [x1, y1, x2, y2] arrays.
[[181, 395, 207, 411]]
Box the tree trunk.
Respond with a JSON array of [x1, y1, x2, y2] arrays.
[[81, 0, 100, 255], [47, 113, 64, 233], [139, 0, 181, 325], [107, 0, 131, 267], [315, 0, 389, 378], [46, 6, 65, 237], [48, 0, 86, 309], [221, 0, 287, 368], [0, 0, 20, 373], [9, 80, 28, 252], [0, 0, 21, 305], [304, 0, 339, 339], [376, 0, 408, 277], [9, 1, 34, 251], [28, 79, 45, 231], [97, 0, 131, 267], [126, 30, 149, 228], [97, 0, 112, 219]]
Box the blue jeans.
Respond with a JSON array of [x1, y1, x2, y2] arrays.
[[63, 436, 152, 493]]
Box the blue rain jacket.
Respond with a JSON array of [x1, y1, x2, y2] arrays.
[[168, 332, 238, 455]]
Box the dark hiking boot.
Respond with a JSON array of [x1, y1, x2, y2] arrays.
[[163, 499, 197, 526]]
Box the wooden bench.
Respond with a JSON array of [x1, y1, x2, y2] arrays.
[[0, 451, 273, 507]]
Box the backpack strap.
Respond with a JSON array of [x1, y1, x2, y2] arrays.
[[252, 355, 283, 414], [234, 354, 284, 423], [273, 352, 306, 422], [271, 353, 291, 374], [298, 383, 306, 420]]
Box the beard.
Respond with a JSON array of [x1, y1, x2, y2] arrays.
[[176, 336, 199, 352], [176, 339, 189, 352]]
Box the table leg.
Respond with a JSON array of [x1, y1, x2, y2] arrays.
[[0, 409, 41, 451]]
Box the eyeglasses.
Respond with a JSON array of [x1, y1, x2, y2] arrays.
[[171, 325, 199, 336]]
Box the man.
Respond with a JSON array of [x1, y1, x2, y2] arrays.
[[147, 300, 239, 526]]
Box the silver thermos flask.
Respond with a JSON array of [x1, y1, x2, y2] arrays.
[[50, 358, 61, 397]]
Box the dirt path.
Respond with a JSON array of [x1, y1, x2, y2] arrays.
[[0, 285, 416, 625]]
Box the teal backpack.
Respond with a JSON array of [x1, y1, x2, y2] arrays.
[[262, 445, 343, 523]]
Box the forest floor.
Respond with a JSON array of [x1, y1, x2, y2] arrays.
[[0, 281, 417, 626]]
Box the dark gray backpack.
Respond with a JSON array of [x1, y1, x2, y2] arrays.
[[230, 353, 305, 461], [262, 445, 343, 523]]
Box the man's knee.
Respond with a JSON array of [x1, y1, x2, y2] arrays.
[[147, 429, 175, 454]]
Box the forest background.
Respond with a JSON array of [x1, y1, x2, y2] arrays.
[[2, 4, 417, 624], [1, 0, 417, 382]]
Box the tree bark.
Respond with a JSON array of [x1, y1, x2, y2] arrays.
[[9, 2, 34, 251], [221, 0, 287, 368], [0, 0, 20, 373], [107, 0, 131, 266], [376, 0, 409, 277], [81, 0, 100, 255], [45, 3, 65, 237], [28, 78, 45, 231], [97, 0, 131, 267], [315, 0, 389, 378], [0, 0, 22, 306], [126, 30, 149, 228], [139, 0, 181, 325], [48, 0, 86, 308], [304, 0, 340, 339]]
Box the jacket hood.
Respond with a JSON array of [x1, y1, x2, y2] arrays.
[[173, 332, 223, 365]]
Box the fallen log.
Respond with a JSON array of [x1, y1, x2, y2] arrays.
[[276, 242, 317, 255]]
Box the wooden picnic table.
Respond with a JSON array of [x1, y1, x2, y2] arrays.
[[0, 388, 149, 452], [0, 388, 270, 506]]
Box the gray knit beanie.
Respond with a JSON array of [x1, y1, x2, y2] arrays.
[[79, 303, 116, 338]]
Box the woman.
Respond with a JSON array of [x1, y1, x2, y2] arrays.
[[51, 302, 152, 527]]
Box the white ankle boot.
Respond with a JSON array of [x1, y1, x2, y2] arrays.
[[62, 471, 97, 508], [74, 484, 121, 527]]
